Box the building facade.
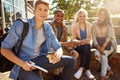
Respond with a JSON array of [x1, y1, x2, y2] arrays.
[[0, 0, 34, 37]]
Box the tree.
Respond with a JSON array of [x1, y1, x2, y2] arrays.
[[51, 0, 82, 20], [51, 0, 103, 21]]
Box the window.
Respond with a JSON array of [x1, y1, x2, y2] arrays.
[[1, 0, 26, 35], [20, 1, 26, 18], [0, 1, 3, 37], [3, 0, 26, 28], [3, 2, 13, 27]]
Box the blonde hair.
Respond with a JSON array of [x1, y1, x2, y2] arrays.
[[33, 0, 49, 10], [75, 8, 88, 22]]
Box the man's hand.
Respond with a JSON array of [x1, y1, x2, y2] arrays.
[[47, 48, 63, 64], [62, 39, 82, 47], [21, 61, 37, 71], [61, 41, 77, 47], [47, 53, 61, 64], [20, 61, 32, 71]]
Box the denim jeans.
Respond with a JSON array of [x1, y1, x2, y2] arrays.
[[94, 47, 114, 77], [74, 44, 91, 69], [18, 55, 75, 80]]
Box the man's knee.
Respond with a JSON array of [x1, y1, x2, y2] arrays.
[[71, 50, 79, 59]]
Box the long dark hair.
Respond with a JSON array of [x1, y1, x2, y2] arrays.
[[97, 8, 112, 26]]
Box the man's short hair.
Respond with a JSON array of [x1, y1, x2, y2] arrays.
[[54, 9, 64, 15], [33, 0, 49, 10]]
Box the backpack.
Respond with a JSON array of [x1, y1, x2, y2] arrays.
[[0, 19, 29, 72]]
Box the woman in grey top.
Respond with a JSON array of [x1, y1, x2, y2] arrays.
[[91, 8, 117, 80]]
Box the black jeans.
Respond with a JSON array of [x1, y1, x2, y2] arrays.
[[75, 44, 91, 69], [19, 55, 75, 80]]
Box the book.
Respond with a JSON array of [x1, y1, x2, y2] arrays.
[[31, 64, 48, 73]]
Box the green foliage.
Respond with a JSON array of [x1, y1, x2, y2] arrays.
[[52, 0, 81, 20], [52, 0, 103, 21]]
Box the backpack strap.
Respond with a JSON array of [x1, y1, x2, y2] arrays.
[[16, 19, 29, 54]]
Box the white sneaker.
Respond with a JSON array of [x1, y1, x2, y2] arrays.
[[85, 70, 95, 79], [74, 70, 83, 79]]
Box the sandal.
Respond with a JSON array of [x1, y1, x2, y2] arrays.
[[106, 70, 113, 78]]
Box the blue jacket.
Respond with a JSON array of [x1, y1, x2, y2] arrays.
[[1, 17, 61, 80]]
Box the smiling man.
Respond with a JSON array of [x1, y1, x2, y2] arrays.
[[50, 9, 67, 42], [48, 9, 79, 80], [49, 9, 79, 58]]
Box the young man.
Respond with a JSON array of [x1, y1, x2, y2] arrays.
[[1, 0, 75, 80], [50, 9, 79, 58]]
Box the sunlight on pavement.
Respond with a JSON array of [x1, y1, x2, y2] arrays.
[[117, 45, 120, 53]]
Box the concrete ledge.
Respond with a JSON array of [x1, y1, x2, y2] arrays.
[[42, 52, 120, 80]]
